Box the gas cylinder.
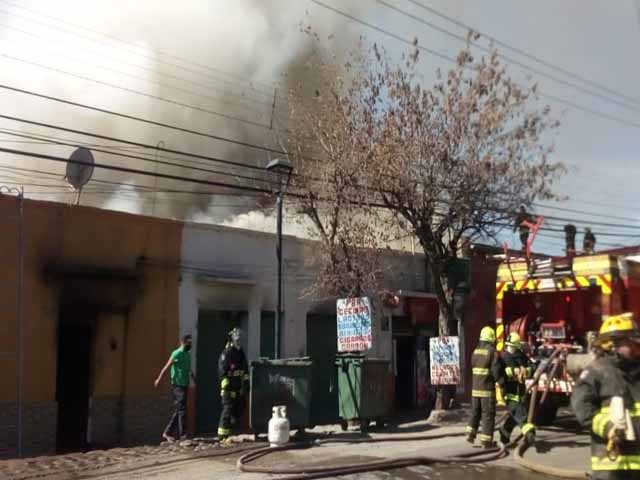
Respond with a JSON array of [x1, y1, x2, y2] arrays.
[[268, 405, 290, 447]]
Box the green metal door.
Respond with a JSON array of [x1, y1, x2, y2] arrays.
[[195, 310, 245, 435], [260, 311, 282, 359], [306, 314, 339, 425]]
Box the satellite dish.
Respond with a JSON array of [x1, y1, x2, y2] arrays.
[[65, 147, 94, 205]]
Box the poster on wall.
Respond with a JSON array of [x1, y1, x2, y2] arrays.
[[429, 336, 460, 385], [336, 297, 372, 352]]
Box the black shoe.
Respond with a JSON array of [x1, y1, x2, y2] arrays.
[[466, 435, 475, 444], [481, 441, 497, 449], [499, 432, 510, 445]]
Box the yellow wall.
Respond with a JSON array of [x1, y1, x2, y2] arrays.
[[0, 196, 181, 403]]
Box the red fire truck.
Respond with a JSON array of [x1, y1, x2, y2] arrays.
[[495, 251, 640, 423]]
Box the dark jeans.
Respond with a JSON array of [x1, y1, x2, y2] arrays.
[[164, 385, 187, 438]]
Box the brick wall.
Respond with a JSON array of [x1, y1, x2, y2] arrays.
[[122, 393, 172, 446], [0, 402, 17, 459], [90, 395, 123, 448], [0, 401, 57, 458]]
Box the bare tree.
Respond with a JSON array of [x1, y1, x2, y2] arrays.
[[362, 36, 564, 338], [281, 37, 397, 299]]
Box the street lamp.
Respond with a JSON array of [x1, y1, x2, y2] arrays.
[[266, 158, 293, 359]]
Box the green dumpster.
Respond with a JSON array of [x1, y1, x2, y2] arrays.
[[249, 358, 313, 435], [336, 354, 391, 431]]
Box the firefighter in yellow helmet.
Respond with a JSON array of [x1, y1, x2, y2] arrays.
[[571, 313, 640, 480], [498, 332, 536, 445], [466, 326, 505, 448]]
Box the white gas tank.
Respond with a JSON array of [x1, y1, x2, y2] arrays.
[[268, 405, 290, 447]]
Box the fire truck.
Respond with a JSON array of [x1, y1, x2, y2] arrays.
[[495, 251, 640, 424]]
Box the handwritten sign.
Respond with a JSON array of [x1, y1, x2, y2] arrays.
[[337, 297, 372, 352], [429, 336, 460, 385]]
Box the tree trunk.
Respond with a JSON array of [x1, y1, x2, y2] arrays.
[[430, 261, 458, 410]]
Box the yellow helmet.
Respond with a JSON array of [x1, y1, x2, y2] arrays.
[[594, 313, 640, 349], [505, 332, 522, 350], [479, 326, 496, 344]]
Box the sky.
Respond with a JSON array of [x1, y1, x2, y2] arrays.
[[0, 0, 638, 255]]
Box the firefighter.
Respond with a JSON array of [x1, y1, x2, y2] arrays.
[[571, 313, 640, 479], [584, 227, 596, 254], [564, 224, 577, 256], [498, 332, 536, 445], [514, 206, 532, 250], [217, 328, 249, 444], [466, 326, 504, 448]]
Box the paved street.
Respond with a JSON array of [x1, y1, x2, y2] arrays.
[[0, 414, 590, 480]]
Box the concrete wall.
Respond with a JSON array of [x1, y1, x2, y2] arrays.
[[179, 223, 427, 369], [0, 196, 181, 457]]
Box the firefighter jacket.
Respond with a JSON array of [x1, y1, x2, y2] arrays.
[[571, 354, 640, 473], [218, 344, 249, 400], [502, 350, 534, 404], [471, 341, 504, 398]]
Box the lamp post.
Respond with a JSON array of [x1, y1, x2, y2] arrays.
[[266, 158, 293, 359]]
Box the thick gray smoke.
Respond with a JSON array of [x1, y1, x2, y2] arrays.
[[0, 0, 365, 227]]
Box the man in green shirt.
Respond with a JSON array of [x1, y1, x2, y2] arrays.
[[154, 334, 196, 442]]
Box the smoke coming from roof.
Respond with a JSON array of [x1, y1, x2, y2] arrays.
[[0, 0, 365, 228]]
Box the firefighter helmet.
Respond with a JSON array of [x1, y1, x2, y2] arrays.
[[594, 313, 640, 349], [505, 332, 522, 350], [479, 326, 496, 344]]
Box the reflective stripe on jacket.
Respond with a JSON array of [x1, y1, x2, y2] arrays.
[[471, 341, 503, 398], [571, 355, 640, 472]]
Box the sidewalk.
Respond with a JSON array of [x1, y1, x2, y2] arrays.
[[0, 409, 591, 480]]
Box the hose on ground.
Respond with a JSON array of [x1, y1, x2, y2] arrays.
[[514, 436, 587, 479], [237, 430, 508, 480]]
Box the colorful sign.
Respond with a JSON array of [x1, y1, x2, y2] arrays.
[[429, 336, 460, 385], [337, 297, 372, 352]]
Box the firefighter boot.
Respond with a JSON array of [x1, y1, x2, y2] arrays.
[[481, 440, 497, 449], [465, 427, 476, 444], [522, 423, 536, 446], [499, 429, 510, 446]]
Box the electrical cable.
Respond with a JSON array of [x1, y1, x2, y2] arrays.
[[399, 0, 640, 106], [0, 111, 273, 172], [0, 22, 289, 116], [0, 146, 272, 194], [0, 2, 278, 96], [310, 0, 640, 132], [0, 53, 277, 130]]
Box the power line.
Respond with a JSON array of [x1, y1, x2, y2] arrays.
[[0, 1, 278, 96], [0, 84, 290, 158], [377, 0, 640, 114], [0, 23, 290, 118], [0, 162, 266, 197], [0, 111, 275, 173], [400, 0, 640, 106], [0, 146, 273, 194], [3, 119, 640, 235], [2, 147, 637, 247], [310, 0, 640, 132], [0, 53, 279, 131], [0, 127, 259, 174], [0, 128, 281, 189]]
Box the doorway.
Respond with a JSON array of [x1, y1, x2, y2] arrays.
[[195, 310, 246, 435], [394, 336, 416, 411], [56, 315, 94, 453]]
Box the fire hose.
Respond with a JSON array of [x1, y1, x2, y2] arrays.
[[237, 430, 510, 480], [237, 347, 590, 480]]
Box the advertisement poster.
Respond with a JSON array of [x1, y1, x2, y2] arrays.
[[429, 336, 460, 385], [336, 297, 372, 352]]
